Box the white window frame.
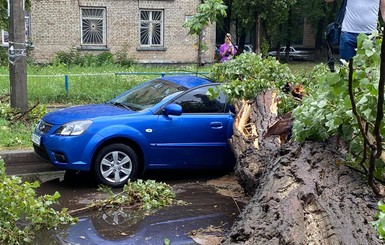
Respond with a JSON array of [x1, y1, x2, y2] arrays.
[[80, 7, 106, 46], [139, 9, 164, 47]]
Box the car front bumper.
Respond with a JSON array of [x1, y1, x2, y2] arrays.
[[32, 130, 103, 172]]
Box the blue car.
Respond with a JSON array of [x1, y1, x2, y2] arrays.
[[32, 76, 235, 187]]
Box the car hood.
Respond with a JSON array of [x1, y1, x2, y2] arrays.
[[43, 104, 135, 125]]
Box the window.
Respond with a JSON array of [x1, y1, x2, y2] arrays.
[[140, 10, 163, 46], [173, 86, 227, 114], [81, 7, 106, 45]]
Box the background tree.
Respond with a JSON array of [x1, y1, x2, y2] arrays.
[[231, 0, 258, 54], [218, 0, 342, 62], [0, 0, 7, 30], [297, 0, 343, 59], [183, 0, 227, 68], [226, 0, 298, 59]]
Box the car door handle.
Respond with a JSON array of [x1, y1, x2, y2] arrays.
[[210, 122, 223, 129]]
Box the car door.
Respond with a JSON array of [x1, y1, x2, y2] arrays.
[[149, 84, 233, 168]]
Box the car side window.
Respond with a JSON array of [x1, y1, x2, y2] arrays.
[[173, 85, 226, 113]]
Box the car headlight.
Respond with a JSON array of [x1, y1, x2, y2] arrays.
[[55, 120, 93, 136]]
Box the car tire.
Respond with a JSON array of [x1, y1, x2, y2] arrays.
[[94, 143, 139, 188]]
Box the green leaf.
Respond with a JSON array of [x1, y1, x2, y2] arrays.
[[52, 191, 61, 199], [164, 238, 171, 245], [317, 100, 327, 109]]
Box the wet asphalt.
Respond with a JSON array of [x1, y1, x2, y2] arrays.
[[1, 150, 245, 245]]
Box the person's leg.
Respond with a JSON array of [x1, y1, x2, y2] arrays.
[[339, 32, 358, 62]]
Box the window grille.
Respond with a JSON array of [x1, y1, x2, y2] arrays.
[[81, 8, 106, 45], [140, 10, 163, 46]]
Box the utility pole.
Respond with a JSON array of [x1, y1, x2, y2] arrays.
[[9, 0, 28, 111]]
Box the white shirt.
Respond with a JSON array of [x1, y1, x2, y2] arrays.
[[342, 0, 380, 33]]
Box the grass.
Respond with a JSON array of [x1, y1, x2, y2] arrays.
[[0, 119, 33, 150], [0, 64, 211, 105], [288, 61, 321, 76], [0, 61, 319, 150]]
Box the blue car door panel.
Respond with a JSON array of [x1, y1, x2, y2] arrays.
[[149, 85, 233, 168]]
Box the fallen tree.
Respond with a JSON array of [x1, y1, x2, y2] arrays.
[[225, 94, 381, 243], [182, 3, 384, 242], [206, 33, 385, 244]]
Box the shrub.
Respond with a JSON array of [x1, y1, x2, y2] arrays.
[[95, 51, 114, 66], [114, 46, 136, 67], [52, 48, 80, 67], [0, 158, 76, 244], [208, 52, 301, 114], [52, 49, 131, 67], [80, 53, 95, 67]]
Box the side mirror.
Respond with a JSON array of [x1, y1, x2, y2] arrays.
[[163, 103, 182, 116]]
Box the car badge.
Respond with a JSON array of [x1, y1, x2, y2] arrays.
[[145, 129, 152, 133]]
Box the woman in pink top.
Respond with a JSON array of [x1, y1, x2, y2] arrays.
[[219, 33, 237, 62]]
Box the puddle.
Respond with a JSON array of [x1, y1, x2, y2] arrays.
[[33, 171, 246, 245]]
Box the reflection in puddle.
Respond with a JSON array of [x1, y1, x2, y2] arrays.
[[33, 177, 244, 245]]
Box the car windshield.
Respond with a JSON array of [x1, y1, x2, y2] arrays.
[[109, 79, 187, 111]]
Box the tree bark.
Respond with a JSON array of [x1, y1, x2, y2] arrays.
[[225, 97, 382, 244], [229, 91, 281, 196]]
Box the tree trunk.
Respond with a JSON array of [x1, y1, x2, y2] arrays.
[[229, 91, 281, 196], [225, 97, 382, 244]]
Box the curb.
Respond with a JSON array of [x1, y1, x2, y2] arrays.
[[0, 150, 41, 164], [0, 150, 63, 179]]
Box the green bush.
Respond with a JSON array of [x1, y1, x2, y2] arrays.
[[95, 51, 114, 66], [292, 33, 382, 143], [292, 33, 385, 185], [208, 52, 300, 114], [79, 53, 95, 67], [0, 158, 76, 244], [52, 48, 81, 67], [115, 49, 136, 67], [52, 49, 136, 68]]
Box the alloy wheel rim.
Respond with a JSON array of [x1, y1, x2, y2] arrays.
[[100, 151, 132, 183]]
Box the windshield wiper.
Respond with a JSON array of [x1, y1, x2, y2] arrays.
[[110, 101, 131, 110]]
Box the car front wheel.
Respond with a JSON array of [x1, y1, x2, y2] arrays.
[[94, 144, 139, 188]]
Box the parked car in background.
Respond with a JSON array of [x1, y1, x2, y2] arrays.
[[234, 44, 253, 54], [268, 46, 313, 61], [32, 76, 235, 187], [243, 44, 254, 53]]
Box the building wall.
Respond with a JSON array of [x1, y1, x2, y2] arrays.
[[30, 0, 216, 64]]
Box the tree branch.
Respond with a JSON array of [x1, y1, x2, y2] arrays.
[[348, 59, 381, 196]]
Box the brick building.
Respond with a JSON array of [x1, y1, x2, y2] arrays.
[[29, 0, 216, 64]]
